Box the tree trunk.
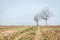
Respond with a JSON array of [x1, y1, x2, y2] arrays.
[[36, 21, 39, 27], [46, 20, 47, 26]]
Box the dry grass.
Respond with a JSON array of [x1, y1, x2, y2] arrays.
[[0, 26, 37, 40], [39, 26, 60, 40], [0, 26, 60, 40]]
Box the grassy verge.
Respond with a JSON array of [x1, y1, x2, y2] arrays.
[[2, 26, 37, 40], [18, 26, 37, 40]]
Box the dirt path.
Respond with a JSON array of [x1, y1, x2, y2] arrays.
[[34, 27, 43, 40]]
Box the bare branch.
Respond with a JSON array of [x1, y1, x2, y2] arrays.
[[39, 8, 53, 26]]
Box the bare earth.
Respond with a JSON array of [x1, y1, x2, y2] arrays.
[[34, 27, 43, 40]]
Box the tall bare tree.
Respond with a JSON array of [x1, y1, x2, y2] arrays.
[[40, 8, 53, 26], [34, 14, 40, 27]]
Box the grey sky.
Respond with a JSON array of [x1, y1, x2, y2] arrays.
[[0, 0, 60, 25]]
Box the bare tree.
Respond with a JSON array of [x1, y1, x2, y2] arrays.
[[34, 14, 40, 27], [40, 8, 53, 26]]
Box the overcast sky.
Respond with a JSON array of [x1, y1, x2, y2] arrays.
[[0, 0, 60, 25]]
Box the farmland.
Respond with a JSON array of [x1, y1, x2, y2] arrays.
[[0, 26, 60, 40]]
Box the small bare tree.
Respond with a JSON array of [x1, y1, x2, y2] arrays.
[[34, 14, 40, 27], [40, 8, 52, 26]]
